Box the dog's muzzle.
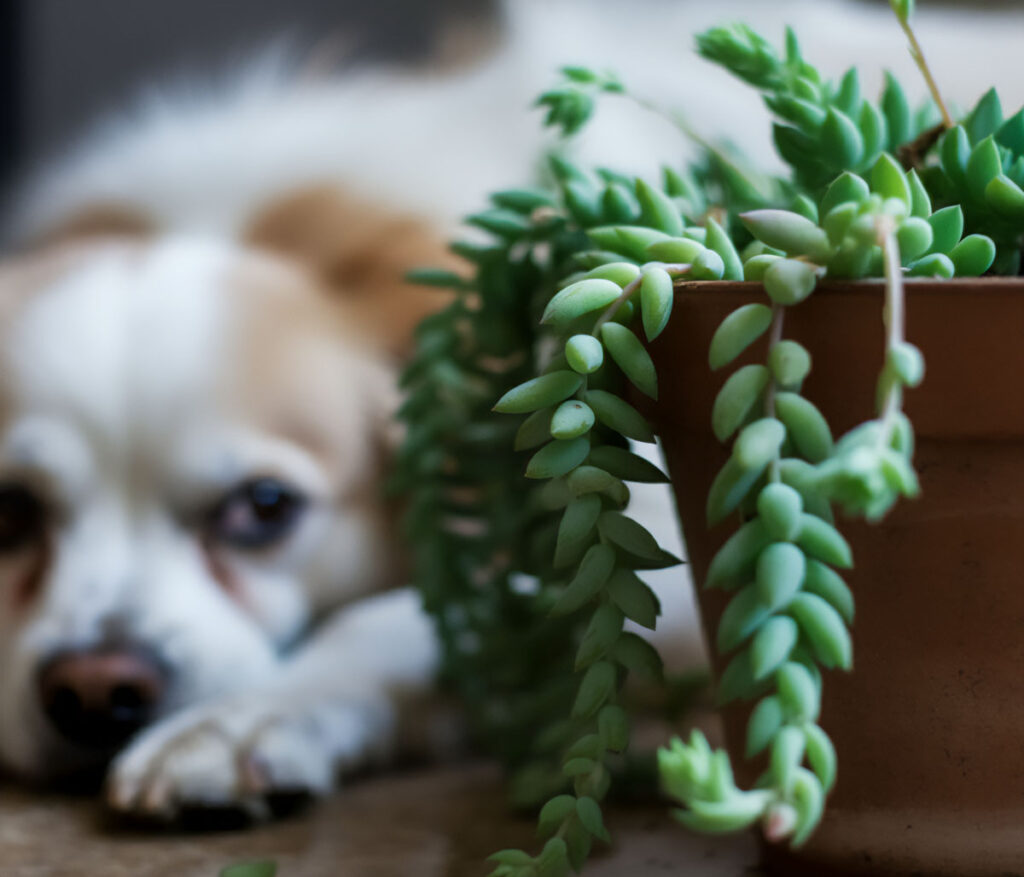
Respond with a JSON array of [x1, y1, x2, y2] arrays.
[[37, 646, 166, 751]]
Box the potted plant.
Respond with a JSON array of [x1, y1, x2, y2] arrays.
[[396, 2, 1024, 874]]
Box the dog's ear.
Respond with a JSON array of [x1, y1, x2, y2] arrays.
[[246, 185, 458, 357]]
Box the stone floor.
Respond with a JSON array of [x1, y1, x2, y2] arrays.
[[0, 761, 759, 877]]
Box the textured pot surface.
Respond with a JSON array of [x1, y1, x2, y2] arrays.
[[648, 279, 1024, 877]]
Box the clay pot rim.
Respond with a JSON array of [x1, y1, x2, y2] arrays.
[[675, 277, 1024, 296]]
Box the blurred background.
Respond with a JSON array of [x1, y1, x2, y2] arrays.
[[0, 0, 498, 186], [4, 0, 1024, 201]]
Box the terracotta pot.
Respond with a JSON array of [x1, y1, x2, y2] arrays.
[[646, 278, 1024, 877]]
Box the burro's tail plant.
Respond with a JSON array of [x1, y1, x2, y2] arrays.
[[398, 2, 1014, 873]]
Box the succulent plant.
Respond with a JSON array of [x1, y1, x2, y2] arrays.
[[398, 2, 1020, 874]]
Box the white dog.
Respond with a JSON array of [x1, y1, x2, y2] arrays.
[[0, 0, 1018, 822]]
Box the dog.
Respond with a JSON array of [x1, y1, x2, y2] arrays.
[[0, 0, 1019, 823]]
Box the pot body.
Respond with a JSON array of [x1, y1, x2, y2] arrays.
[[648, 280, 1024, 876]]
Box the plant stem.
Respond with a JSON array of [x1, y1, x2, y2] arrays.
[[878, 225, 905, 443], [896, 15, 954, 129], [764, 304, 786, 482], [591, 263, 691, 335]]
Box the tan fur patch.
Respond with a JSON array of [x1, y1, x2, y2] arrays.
[[244, 184, 459, 356], [34, 204, 153, 249]]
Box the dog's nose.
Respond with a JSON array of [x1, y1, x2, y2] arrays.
[[37, 648, 166, 749]]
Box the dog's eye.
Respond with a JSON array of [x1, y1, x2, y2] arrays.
[[209, 478, 306, 549], [0, 484, 45, 553]]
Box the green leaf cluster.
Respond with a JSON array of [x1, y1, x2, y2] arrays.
[[399, 9, 1020, 874]]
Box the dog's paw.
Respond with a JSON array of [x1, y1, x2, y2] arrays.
[[105, 695, 391, 820]]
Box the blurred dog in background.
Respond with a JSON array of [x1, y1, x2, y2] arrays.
[[0, 0, 1019, 821]]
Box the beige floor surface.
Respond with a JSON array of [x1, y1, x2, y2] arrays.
[[0, 761, 759, 877]]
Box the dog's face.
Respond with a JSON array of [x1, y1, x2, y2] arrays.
[[0, 203, 446, 778]]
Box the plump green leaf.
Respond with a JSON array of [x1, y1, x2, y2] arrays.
[[896, 216, 933, 262], [740, 210, 832, 261], [870, 153, 911, 205], [757, 482, 804, 541], [584, 389, 654, 442], [576, 797, 611, 843], [752, 615, 799, 680], [542, 279, 623, 327], [776, 661, 821, 722], [771, 725, 807, 796], [584, 261, 641, 286], [887, 341, 925, 387], [764, 258, 819, 305], [986, 174, 1024, 220], [881, 72, 910, 150], [926, 205, 964, 255], [640, 266, 674, 341], [756, 542, 806, 610], [796, 514, 853, 568], [635, 178, 684, 235], [821, 107, 864, 169], [907, 252, 955, 278], [602, 183, 641, 223], [820, 172, 870, 216], [576, 604, 625, 669], [774, 392, 833, 462], [768, 340, 811, 388], [803, 559, 854, 624], [939, 125, 971, 183], [598, 704, 630, 752], [495, 371, 582, 414], [600, 323, 658, 398], [554, 495, 603, 569], [746, 695, 785, 757], [565, 334, 605, 374], [607, 568, 660, 629], [709, 303, 773, 371], [706, 455, 768, 527], [716, 583, 772, 653], [598, 511, 670, 562], [788, 592, 853, 669], [706, 518, 772, 589], [515, 407, 555, 451], [645, 237, 705, 263], [573, 661, 617, 718], [587, 446, 669, 483], [468, 208, 533, 237], [553, 542, 615, 614], [965, 87, 1003, 144], [705, 217, 744, 280], [491, 187, 556, 212], [613, 632, 664, 680], [538, 795, 577, 838], [712, 364, 770, 442], [734, 418, 786, 470], [946, 234, 995, 276], [689, 248, 726, 280], [996, 107, 1024, 154], [966, 135, 1003, 201], [550, 400, 595, 440], [791, 768, 826, 847], [743, 253, 782, 281], [566, 465, 617, 496], [906, 168, 931, 218], [803, 724, 838, 792], [527, 437, 591, 479]]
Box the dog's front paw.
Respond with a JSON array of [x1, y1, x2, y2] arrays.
[[106, 696, 391, 820]]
